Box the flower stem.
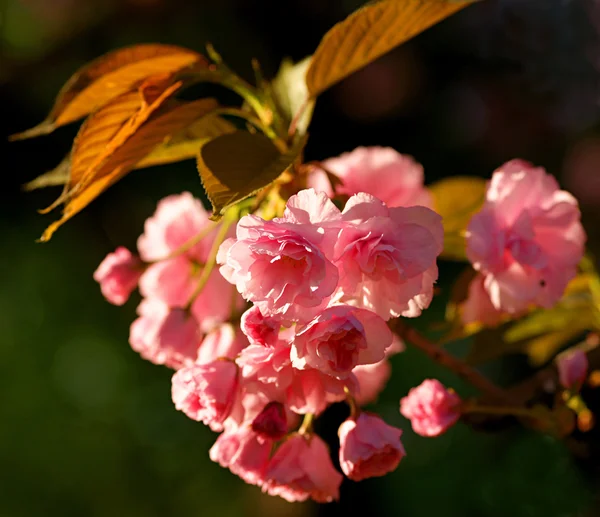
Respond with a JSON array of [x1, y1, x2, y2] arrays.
[[298, 413, 315, 435], [185, 208, 237, 310], [344, 386, 358, 418], [395, 321, 517, 405]]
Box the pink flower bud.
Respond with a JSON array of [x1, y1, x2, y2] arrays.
[[400, 379, 461, 437], [129, 299, 200, 369], [263, 433, 342, 503], [338, 413, 405, 481], [557, 349, 588, 391], [251, 401, 288, 441], [171, 359, 239, 431], [93, 247, 143, 305], [210, 426, 272, 486]]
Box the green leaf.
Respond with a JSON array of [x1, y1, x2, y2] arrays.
[[429, 176, 487, 260], [306, 0, 473, 97], [197, 131, 306, 219], [271, 56, 315, 135]]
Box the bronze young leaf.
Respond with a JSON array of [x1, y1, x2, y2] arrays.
[[39, 84, 221, 241], [197, 131, 306, 220], [10, 44, 205, 140], [306, 0, 474, 98]]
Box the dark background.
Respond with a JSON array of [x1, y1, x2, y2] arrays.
[[2, 0, 600, 515]]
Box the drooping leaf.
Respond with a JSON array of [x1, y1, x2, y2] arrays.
[[10, 44, 205, 140], [271, 56, 315, 136], [135, 113, 236, 168], [197, 131, 306, 219], [306, 0, 473, 97], [39, 90, 220, 241], [429, 175, 487, 260], [22, 155, 70, 191]]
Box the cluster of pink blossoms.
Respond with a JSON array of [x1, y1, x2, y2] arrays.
[[92, 146, 585, 503]]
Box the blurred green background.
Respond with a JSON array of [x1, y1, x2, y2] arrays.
[[2, 0, 600, 515]]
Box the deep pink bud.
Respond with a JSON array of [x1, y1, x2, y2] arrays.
[[263, 433, 342, 503], [251, 402, 288, 441], [171, 359, 239, 431], [338, 413, 405, 481], [557, 349, 588, 391], [210, 426, 272, 486], [93, 247, 143, 305], [400, 379, 461, 437]]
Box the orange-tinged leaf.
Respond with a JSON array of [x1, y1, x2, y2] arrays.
[[22, 155, 70, 191], [39, 89, 220, 241], [306, 0, 473, 97], [10, 44, 205, 140], [197, 131, 306, 219]]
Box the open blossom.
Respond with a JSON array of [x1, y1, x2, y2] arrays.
[[217, 190, 341, 323], [137, 192, 216, 262], [557, 349, 588, 390], [129, 299, 200, 369], [308, 146, 433, 208], [460, 274, 507, 327], [353, 334, 404, 405], [240, 306, 281, 347], [466, 160, 586, 313], [93, 247, 143, 305], [263, 433, 342, 503], [210, 426, 272, 486], [400, 379, 461, 437], [171, 359, 240, 431], [237, 339, 356, 415], [338, 413, 405, 481], [196, 323, 249, 365], [333, 193, 443, 319], [291, 305, 392, 378], [137, 192, 242, 332]]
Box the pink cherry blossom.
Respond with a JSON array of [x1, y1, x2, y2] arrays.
[[460, 274, 507, 327], [137, 192, 216, 262], [129, 299, 200, 369], [285, 368, 356, 415], [171, 359, 240, 431], [333, 193, 443, 319], [210, 426, 272, 486], [251, 401, 288, 441], [217, 189, 340, 323], [196, 323, 249, 364], [466, 160, 586, 313], [93, 247, 143, 305], [353, 361, 392, 406], [353, 333, 404, 405], [308, 146, 433, 208], [137, 192, 243, 331], [262, 433, 342, 503], [557, 349, 588, 390], [338, 413, 405, 481], [400, 379, 461, 437], [240, 305, 281, 347], [291, 305, 393, 378]]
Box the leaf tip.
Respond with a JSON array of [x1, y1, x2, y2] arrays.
[[9, 121, 55, 141]]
